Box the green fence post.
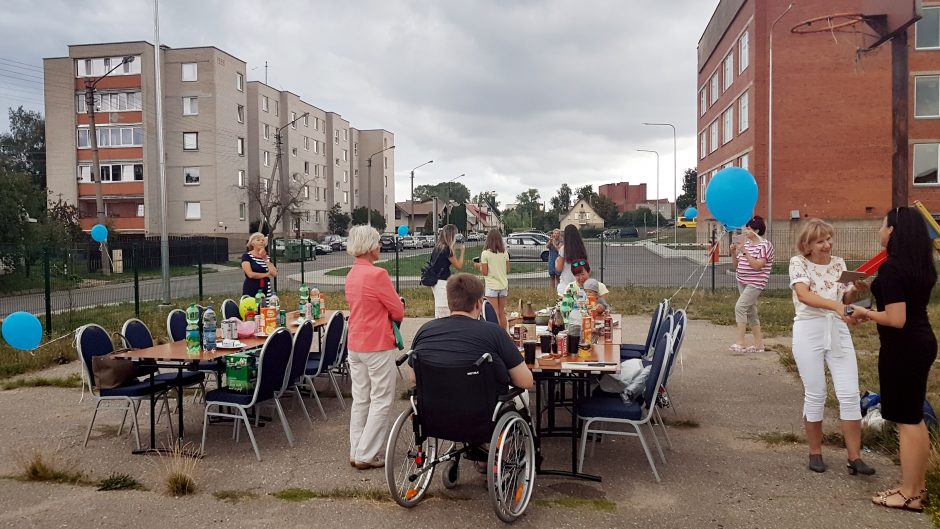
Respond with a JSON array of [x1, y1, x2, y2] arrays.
[[300, 241, 305, 284], [43, 249, 51, 336], [600, 232, 605, 283], [710, 228, 717, 292], [133, 243, 140, 318], [271, 237, 278, 292], [198, 243, 204, 302], [395, 236, 401, 292]]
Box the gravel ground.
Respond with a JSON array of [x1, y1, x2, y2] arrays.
[[0, 316, 931, 529]]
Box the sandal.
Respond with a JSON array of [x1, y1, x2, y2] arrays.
[[872, 490, 924, 512], [745, 346, 766, 353], [729, 344, 747, 353]]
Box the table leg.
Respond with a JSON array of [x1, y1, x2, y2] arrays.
[[534, 377, 543, 473], [176, 366, 185, 446]]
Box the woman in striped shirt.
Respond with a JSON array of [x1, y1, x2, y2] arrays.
[[729, 216, 774, 353], [241, 232, 278, 299]]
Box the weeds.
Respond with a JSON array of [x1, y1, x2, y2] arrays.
[[1, 373, 83, 391], [751, 431, 803, 446], [533, 498, 617, 511], [661, 417, 700, 429], [97, 473, 145, 491], [213, 489, 258, 503], [14, 448, 89, 485], [158, 444, 199, 496], [271, 487, 388, 502]]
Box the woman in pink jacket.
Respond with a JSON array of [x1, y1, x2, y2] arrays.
[[344, 225, 406, 470]]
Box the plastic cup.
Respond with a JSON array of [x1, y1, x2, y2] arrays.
[[539, 334, 552, 354], [523, 340, 537, 364]]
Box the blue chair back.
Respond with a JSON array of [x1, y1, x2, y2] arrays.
[[121, 318, 154, 349], [641, 302, 666, 353], [320, 312, 345, 369], [483, 299, 499, 324], [254, 328, 293, 402], [285, 320, 315, 389], [662, 310, 686, 387], [221, 299, 240, 320], [167, 309, 186, 341], [643, 317, 673, 407], [76, 324, 114, 388]]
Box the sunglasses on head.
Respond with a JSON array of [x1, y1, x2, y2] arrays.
[[572, 260, 587, 268]]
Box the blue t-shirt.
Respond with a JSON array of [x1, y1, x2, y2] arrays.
[[547, 242, 559, 275]]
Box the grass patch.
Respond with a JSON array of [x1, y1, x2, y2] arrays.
[[751, 431, 804, 446], [272, 487, 388, 502], [533, 498, 617, 511], [775, 345, 797, 374], [325, 246, 545, 277], [15, 449, 90, 485], [97, 473, 145, 491], [0, 265, 214, 296], [213, 489, 259, 503], [159, 444, 199, 497], [661, 417, 700, 429], [1, 373, 82, 390]]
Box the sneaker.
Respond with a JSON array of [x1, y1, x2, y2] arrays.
[[353, 456, 385, 470]]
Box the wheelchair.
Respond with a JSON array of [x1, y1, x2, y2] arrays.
[[385, 350, 536, 523]]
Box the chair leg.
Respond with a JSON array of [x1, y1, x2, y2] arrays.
[[129, 399, 142, 451], [237, 407, 262, 462], [162, 394, 175, 439], [274, 398, 294, 447], [577, 418, 593, 473], [328, 372, 346, 410], [633, 423, 660, 483], [647, 421, 667, 465], [305, 377, 328, 420], [118, 401, 132, 436], [200, 404, 212, 456], [654, 407, 673, 450], [294, 387, 313, 426], [83, 400, 103, 447]]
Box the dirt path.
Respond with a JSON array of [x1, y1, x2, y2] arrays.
[[0, 316, 931, 529]]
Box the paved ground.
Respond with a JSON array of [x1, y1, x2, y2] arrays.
[[0, 316, 931, 528]]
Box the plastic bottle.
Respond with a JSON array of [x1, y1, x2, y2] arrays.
[[298, 283, 309, 321], [185, 303, 200, 355], [202, 304, 217, 351], [255, 289, 265, 311], [310, 287, 321, 319], [269, 292, 280, 311]]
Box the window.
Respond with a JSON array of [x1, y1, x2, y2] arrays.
[[239, 202, 246, 221], [709, 73, 718, 105], [917, 7, 940, 49], [237, 137, 245, 155], [699, 131, 706, 160], [303, 114, 308, 127], [739, 31, 749, 73], [137, 204, 144, 217], [237, 105, 244, 123], [312, 140, 318, 154], [274, 101, 278, 116], [722, 108, 733, 144], [315, 210, 320, 223], [709, 121, 718, 153], [343, 170, 348, 183], [183, 132, 198, 150], [303, 185, 310, 199], [77, 91, 142, 113], [699, 89, 706, 116], [915, 76, 940, 118], [237, 169, 245, 187], [723, 53, 733, 91], [181, 63, 197, 82], [182, 96, 198, 116], [263, 151, 270, 166], [77, 129, 89, 148], [263, 124, 270, 140], [700, 174, 708, 202], [236, 72, 244, 91], [740, 153, 750, 171], [261, 96, 269, 112], [738, 92, 749, 132], [75, 56, 141, 77], [292, 147, 297, 157], [314, 116, 320, 130], [314, 165, 320, 177], [343, 191, 349, 203], [184, 201, 201, 220], [334, 130, 339, 144], [343, 129, 348, 141], [291, 112, 297, 129], [184, 167, 200, 185], [261, 178, 270, 195], [304, 136, 309, 150], [315, 187, 320, 200], [342, 149, 348, 161], [384, 175, 388, 187], [302, 162, 309, 175], [914, 143, 940, 185], [335, 158, 340, 166], [384, 156, 388, 169], [77, 126, 143, 148]]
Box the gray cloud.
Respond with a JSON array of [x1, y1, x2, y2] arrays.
[[0, 0, 718, 205]]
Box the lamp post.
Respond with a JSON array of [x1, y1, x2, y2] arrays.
[[367, 145, 396, 227], [85, 55, 135, 277], [642, 122, 677, 244], [409, 160, 433, 234], [637, 149, 660, 236], [769, 2, 795, 237], [274, 111, 309, 241]]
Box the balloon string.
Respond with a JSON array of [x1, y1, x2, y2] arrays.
[[27, 331, 75, 356], [668, 227, 727, 302]]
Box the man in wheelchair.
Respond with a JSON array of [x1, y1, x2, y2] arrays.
[[385, 274, 537, 522]]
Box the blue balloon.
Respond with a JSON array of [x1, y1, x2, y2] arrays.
[[2, 311, 42, 351], [705, 167, 758, 229], [683, 207, 698, 220], [396, 225, 408, 237], [90, 224, 108, 243]]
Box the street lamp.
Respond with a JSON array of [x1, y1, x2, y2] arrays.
[[637, 149, 660, 236], [367, 145, 396, 227], [85, 55, 135, 276], [275, 111, 309, 240], [769, 2, 795, 237], [409, 160, 433, 234], [643, 122, 677, 244]]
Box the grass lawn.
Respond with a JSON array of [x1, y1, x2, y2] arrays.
[[325, 246, 546, 277], [0, 265, 216, 295]]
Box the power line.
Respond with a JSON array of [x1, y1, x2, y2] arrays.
[[0, 56, 45, 72]]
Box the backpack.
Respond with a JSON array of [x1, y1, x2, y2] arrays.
[[420, 249, 444, 287]]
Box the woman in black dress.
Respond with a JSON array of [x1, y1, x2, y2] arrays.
[[241, 232, 278, 299], [851, 207, 937, 512]]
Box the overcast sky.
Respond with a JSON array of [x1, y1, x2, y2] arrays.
[[0, 0, 718, 207]]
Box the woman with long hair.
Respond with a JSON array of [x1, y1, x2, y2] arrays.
[[788, 219, 872, 476], [430, 224, 465, 318], [851, 207, 937, 512], [554, 225, 588, 296], [474, 228, 510, 329]]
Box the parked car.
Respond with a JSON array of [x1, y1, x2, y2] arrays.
[[509, 232, 549, 244], [676, 216, 697, 228], [599, 227, 639, 239], [401, 236, 422, 249], [380, 234, 404, 252], [273, 239, 285, 256], [322, 234, 344, 251], [421, 235, 435, 248], [506, 235, 549, 261]]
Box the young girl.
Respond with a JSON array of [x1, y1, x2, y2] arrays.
[[555, 225, 588, 297], [474, 228, 510, 329], [430, 224, 465, 318]]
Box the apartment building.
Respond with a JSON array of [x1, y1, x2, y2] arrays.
[[355, 129, 397, 230], [696, 0, 940, 239], [44, 41, 396, 245], [599, 181, 651, 213]]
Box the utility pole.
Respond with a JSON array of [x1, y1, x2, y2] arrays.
[[274, 112, 309, 241], [367, 145, 396, 227], [409, 160, 433, 234], [85, 55, 135, 276], [153, 0, 169, 303]]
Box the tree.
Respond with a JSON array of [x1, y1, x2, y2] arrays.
[[245, 173, 312, 245], [413, 181, 470, 205], [327, 203, 350, 235], [515, 188, 542, 216], [0, 107, 45, 189], [593, 194, 620, 224], [0, 167, 45, 269], [676, 168, 698, 211], [550, 184, 572, 214], [472, 191, 500, 213], [351, 207, 387, 231], [575, 184, 597, 205]]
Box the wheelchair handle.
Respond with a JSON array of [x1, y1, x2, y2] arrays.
[[396, 350, 414, 366], [473, 353, 492, 367]]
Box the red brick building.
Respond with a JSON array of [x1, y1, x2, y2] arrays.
[[696, 0, 940, 240], [598, 182, 649, 213]]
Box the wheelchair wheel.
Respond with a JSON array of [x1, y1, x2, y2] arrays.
[[486, 410, 536, 523], [441, 458, 460, 489], [385, 407, 437, 507]]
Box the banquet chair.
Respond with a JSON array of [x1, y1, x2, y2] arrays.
[[221, 298, 240, 320], [200, 328, 293, 461], [269, 319, 317, 446], [621, 299, 671, 360], [297, 311, 345, 417], [121, 318, 207, 401]]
